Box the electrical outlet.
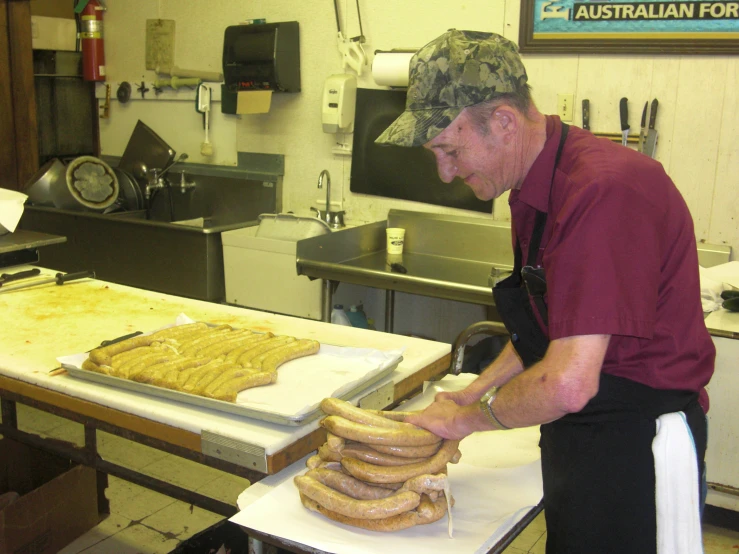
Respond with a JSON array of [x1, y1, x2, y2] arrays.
[[557, 93, 574, 122]]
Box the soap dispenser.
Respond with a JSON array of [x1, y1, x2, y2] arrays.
[[322, 74, 357, 133]]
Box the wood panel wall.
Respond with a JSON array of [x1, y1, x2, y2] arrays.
[[0, 0, 38, 191]]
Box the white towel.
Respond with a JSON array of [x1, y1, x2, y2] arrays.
[[652, 411, 703, 554]]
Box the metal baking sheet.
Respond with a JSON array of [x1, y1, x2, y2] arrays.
[[62, 349, 402, 426]]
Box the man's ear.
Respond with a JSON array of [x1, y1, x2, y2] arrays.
[[492, 106, 518, 141]]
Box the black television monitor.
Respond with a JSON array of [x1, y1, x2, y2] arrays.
[[350, 88, 493, 214]]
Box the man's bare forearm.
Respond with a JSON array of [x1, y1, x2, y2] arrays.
[[455, 341, 525, 403]]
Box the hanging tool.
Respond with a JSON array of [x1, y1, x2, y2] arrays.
[[0, 271, 95, 294], [196, 84, 214, 157], [332, 0, 366, 75], [619, 97, 630, 146], [638, 101, 648, 153], [643, 99, 659, 158], [582, 99, 590, 131]]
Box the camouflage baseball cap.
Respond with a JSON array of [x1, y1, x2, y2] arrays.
[[375, 29, 527, 147]]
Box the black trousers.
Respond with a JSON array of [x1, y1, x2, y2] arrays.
[[539, 375, 707, 554]]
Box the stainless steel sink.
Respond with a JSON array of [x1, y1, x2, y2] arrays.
[[19, 206, 258, 302], [296, 209, 514, 307]]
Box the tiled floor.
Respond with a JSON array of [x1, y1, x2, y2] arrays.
[[4, 404, 739, 553]]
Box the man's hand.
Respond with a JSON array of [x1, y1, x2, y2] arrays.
[[435, 381, 489, 406], [405, 397, 486, 440]]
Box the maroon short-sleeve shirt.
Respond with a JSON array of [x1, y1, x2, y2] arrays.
[[509, 116, 715, 411]]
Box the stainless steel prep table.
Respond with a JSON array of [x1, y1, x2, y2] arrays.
[[0, 267, 451, 516]]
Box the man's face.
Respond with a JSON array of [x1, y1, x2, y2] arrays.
[[423, 109, 514, 201]]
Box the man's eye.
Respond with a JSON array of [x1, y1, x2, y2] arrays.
[[445, 150, 458, 159]]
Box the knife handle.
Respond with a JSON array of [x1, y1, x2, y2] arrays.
[[0, 268, 40, 286], [582, 99, 590, 130], [648, 98, 659, 129], [619, 97, 630, 131], [640, 101, 648, 128], [55, 270, 96, 285]]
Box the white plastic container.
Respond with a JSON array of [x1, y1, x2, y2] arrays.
[[330, 304, 352, 326]]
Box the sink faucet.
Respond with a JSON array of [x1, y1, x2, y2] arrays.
[[315, 169, 345, 228], [317, 169, 331, 218], [145, 153, 188, 200]]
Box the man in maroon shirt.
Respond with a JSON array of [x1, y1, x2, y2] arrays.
[[376, 29, 714, 553]]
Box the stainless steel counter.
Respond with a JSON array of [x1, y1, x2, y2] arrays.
[[296, 210, 514, 328]]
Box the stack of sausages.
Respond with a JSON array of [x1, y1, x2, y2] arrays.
[[295, 398, 459, 534], [80, 321, 319, 402]]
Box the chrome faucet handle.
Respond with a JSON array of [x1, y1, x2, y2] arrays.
[[179, 171, 195, 193]]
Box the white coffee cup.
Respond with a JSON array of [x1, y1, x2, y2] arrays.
[[386, 227, 405, 254]]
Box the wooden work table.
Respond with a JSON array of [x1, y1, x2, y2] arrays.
[[0, 267, 451, 515]]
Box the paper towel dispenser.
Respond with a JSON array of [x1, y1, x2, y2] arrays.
[[222, 21, 300, 93]]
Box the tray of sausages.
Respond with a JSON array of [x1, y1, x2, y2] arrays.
[[58, 320, 403, 426]]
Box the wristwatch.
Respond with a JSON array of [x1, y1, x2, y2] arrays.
[[479, 386, 510, 430]]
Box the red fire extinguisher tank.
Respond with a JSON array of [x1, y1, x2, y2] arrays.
[[79, 0, 106, 81]]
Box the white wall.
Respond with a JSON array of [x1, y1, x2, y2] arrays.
[[96, 0, 738, 341]]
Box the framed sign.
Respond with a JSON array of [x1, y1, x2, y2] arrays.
[[519, 0, 739, 54]]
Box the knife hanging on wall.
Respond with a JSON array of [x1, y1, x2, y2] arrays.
[[582, 99, 590, 131], [619, 97, 630, 146], [643, 99, 659, 158], [638, 101, 648, 153]]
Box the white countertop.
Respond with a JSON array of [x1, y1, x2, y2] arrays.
[[705, 307, 739, 338], [0, 267, 450, 456]]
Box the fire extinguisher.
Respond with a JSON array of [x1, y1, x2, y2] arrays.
[[76, 0, 106, 81]]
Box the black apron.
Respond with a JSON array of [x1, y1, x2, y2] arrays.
[[491, 124, 707, 554]]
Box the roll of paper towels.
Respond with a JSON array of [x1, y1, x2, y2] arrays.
[[372, 52, 415, 87]]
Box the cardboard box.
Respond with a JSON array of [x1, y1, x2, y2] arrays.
[[0, 439, 104, 554]]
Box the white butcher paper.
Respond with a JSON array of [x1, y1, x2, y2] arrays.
[[232, 373, 544, 554], [231, 458, 543, 554]]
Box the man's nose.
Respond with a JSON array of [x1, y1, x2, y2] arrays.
[[436, 157, 457, 183]]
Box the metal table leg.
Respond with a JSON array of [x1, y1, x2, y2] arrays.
[[322, 279, 334, 322], [384, 289, 395, 333]]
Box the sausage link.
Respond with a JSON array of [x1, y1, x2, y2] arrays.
[[299, 492, 448, 532], [321, 398, 413, 430], [321, 415, 441, 447], [318, 444, 342, 462], [259, 339, 320, 372], [370, 442, 443, 459], [88, 334, 158, 366], [365, 409, 420, 422], [197, 329, 253, 358], [224, 333, 274, 363], [81, 358, 108, 374], [180, 328, 237, 357], [294, 475, 420, 520], [399, 473, 448, 496], [340, 440, 460, 483], [306, 454, 323, 469], [305, 468, 396, 500], [238, 336, 295, 367], [326, 433, 345, 452], [209, 371, 276, 401], [340, 444, 426, 466], [176, 325, 231, 354]]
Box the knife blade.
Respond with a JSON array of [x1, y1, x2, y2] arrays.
[[638, 101, 648, 153], [582, 99, 590, 131], [644, 98, 659, 158], [0, 268, 41, 287], [619, 97, 630, 146], [0, 270, 95, 294]]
